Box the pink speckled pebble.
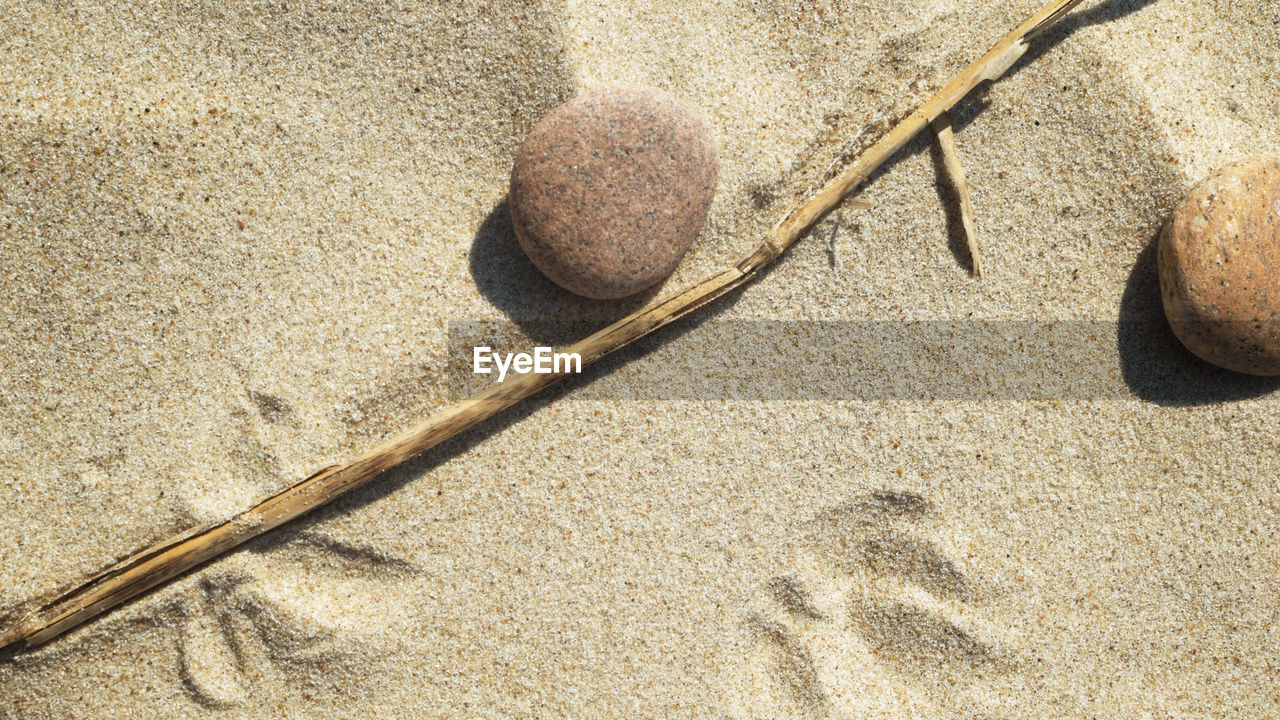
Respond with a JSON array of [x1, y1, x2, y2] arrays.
[[509, 86, 718, 299], [1159, 155, 1280, 375]]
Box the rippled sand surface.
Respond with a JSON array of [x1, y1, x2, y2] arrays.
[[2, 1, 1278, 717]]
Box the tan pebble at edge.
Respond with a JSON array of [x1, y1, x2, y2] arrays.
[[1159, 155, 1280, 375]]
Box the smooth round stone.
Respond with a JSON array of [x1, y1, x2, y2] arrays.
[[1158, 155, 1280, 375], [509, 86, 718, 299]]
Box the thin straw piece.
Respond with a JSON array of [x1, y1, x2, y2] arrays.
[[932, 111, 984, 277]]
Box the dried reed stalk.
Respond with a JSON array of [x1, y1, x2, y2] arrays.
[[0, 0, 1086, 651]]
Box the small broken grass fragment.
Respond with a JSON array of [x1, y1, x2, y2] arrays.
[[931, 110, 983, 277]]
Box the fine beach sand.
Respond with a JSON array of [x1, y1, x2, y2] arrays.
[[2, 1, 1279, 717]]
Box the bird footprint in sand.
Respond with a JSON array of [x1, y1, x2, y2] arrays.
[[747, 491, 1020, 719], [175, 528, 419, 708]]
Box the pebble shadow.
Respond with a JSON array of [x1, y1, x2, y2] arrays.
[[468, 198, 660, 344], [1116, 230, 1280, 406]]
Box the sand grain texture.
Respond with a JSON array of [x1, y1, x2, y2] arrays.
[[2, 1, 1279, 718]]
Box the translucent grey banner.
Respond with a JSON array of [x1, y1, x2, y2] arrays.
[[445, 319, 1280, 405]]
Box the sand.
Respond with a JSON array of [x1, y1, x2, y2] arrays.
[[2, 0, 1278, 717]]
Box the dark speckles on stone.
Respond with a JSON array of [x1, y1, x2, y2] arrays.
[[508, 85, 719, 299], [1159, 155, 1280, 376]]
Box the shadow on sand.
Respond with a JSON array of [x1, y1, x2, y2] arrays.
[[1116, 230, 1280, 406]]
